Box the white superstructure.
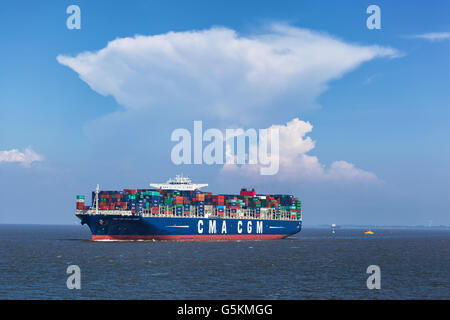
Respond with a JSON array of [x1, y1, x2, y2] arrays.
[[150, 174, 208, 191]]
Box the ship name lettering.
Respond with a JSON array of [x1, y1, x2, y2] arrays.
[[256, 221, 263, 234], [208, 220, 217, 234], [198, 220, 203, 234], [221, 221, 227, 234], [198, 219, 263, 235], [247, 221, 252, 233]]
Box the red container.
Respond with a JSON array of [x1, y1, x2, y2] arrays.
[[174, 196, 184, 204], [240, 190, 256, 197]]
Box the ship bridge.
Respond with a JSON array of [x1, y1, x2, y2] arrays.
[[150, 174, 208, 191]]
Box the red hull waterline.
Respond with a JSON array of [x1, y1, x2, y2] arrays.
[[91, 234, 290, 241]]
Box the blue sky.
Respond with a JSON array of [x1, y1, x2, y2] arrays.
[[0, 0, 449, 226]]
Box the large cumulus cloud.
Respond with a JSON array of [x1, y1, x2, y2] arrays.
[[57, 24, 398, 125], [222, 118, 379, 182], [57, 24, 398, 182]]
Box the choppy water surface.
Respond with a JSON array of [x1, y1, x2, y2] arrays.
[[0, 225, 448, 299]]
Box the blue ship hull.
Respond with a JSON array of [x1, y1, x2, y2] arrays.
[[77, 214, 302, 241]]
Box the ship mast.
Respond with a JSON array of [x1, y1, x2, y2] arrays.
[[95, 184, 100, 214]]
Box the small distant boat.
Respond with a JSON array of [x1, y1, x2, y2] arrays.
[[364, 230, 374, 235], [331, 223, 336, 234]]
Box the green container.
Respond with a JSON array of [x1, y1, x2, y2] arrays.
[[76, 195, 85, 199]]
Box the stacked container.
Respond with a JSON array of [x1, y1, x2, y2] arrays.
[[76, 195, 85, 210], [77, 187, 301, 219]]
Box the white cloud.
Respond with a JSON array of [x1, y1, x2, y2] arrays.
[[408, 32, 450, 41], [222, 118, 379, 183], [0, 147, 44, 167], [57, 24, 395, 183], [57, 24, 399, 125], [327, 161, 378, 181]]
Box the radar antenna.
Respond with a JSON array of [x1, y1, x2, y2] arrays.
[[95, 184, 100, 214]]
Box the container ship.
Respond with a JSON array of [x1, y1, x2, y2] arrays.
[[76, 175, 302, 241]]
